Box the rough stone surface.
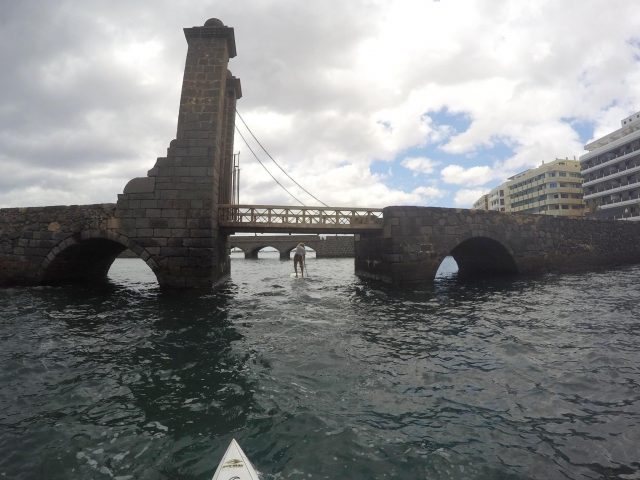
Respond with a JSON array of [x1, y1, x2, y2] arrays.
[[355, 206, 640, 286], [229, 235, 354, 259], [123, 177, 156, 194]]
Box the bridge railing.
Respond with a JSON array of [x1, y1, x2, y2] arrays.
[[219, 204, 383, 232]]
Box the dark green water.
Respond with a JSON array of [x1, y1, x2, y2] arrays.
[[1, 255, 640, 479]]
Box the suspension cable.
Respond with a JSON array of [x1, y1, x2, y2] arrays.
[[235, 109, 330, 207], [234, 126, 305, 206]]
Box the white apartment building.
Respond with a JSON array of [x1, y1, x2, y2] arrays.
[[488, 186, 507, 212], [507, 158, 584, 216], [473, 193, 489, 210], [472, 159, 585, 216], [580, 111, 640, 220]]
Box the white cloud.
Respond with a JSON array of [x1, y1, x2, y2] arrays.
[[2, 1, 640, 209], [412, 186, 446, 202], [441, 165, 494, 186], [454, 188, 489, 208], [401, 156, 439, 175]]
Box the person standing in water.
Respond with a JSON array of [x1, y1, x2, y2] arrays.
[[293, 242, 306, 278]]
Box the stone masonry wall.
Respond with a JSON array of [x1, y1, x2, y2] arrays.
[[355, 206, 640, 286], [0, 204, 118, 285]]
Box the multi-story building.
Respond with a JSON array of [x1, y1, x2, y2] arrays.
[[507, 158, 584, 216], [473, 193, 489, 210], [472, 158, 585, 216], [487, 186, 508, 212], [580, 111, 640, 220]]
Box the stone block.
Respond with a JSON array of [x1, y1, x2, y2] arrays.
[[150, 219, 169, 228], [123, 177, 156, 194], [190, 229, 212, 237], [135, 218, 151, 228], [183, 237, 211, 247], [136, 228, 154, 237], [170, 228, 188, 237], [190, 167, 208, 176], [168, 218, 187, 228], [159, 190, 179, 200], [161, 209, 181, 218], [160, 247, 189, 257]]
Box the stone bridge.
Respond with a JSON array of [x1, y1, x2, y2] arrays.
[[3, 18, 640, 290], [355, 206, 640, 285], [229, 235, 354, 259]]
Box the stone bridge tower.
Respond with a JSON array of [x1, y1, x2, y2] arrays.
[[115, 18, 241, 288]]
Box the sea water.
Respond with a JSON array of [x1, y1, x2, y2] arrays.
[[1, 254, 639, 479]]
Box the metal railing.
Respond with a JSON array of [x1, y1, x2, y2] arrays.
[[219, 204, 383, 231]]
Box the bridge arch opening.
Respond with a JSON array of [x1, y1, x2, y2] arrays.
[[108, 254, 159, 287], [229, 246, 245, 258], [435, 255, 459, 278], [447, 236, 517, 279], [255, 246, 281, 259], [41, 235, 159, 286]]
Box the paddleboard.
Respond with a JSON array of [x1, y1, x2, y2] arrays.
[[290, 273, 305, 279], [211, 438, 259, 480]]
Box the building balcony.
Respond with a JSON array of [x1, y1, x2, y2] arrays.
[[583, 178, 640, 200], [582, 163, 640, 187], [581, 145, 640, 175], [614, 214, 640, 221], [597, 196, 640, 210], [582, 127, 640, 163]]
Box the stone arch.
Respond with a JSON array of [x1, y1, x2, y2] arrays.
[[228, 243, 245, 254], [441, 235, 518, 279], [39, 230, 159, 285], [244, 244, 282, 260]]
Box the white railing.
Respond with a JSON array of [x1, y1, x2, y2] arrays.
[[219, 204, 383, 231]]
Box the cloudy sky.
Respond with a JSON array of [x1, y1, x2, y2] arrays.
[[2, 0, 640, 209]]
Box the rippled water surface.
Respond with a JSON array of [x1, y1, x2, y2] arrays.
[[1, 254, 640, 479]]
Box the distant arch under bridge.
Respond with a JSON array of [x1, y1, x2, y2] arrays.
[[228, 235, 353, 260]]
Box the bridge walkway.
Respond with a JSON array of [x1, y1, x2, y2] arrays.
[[219, 204, 383, 234]]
